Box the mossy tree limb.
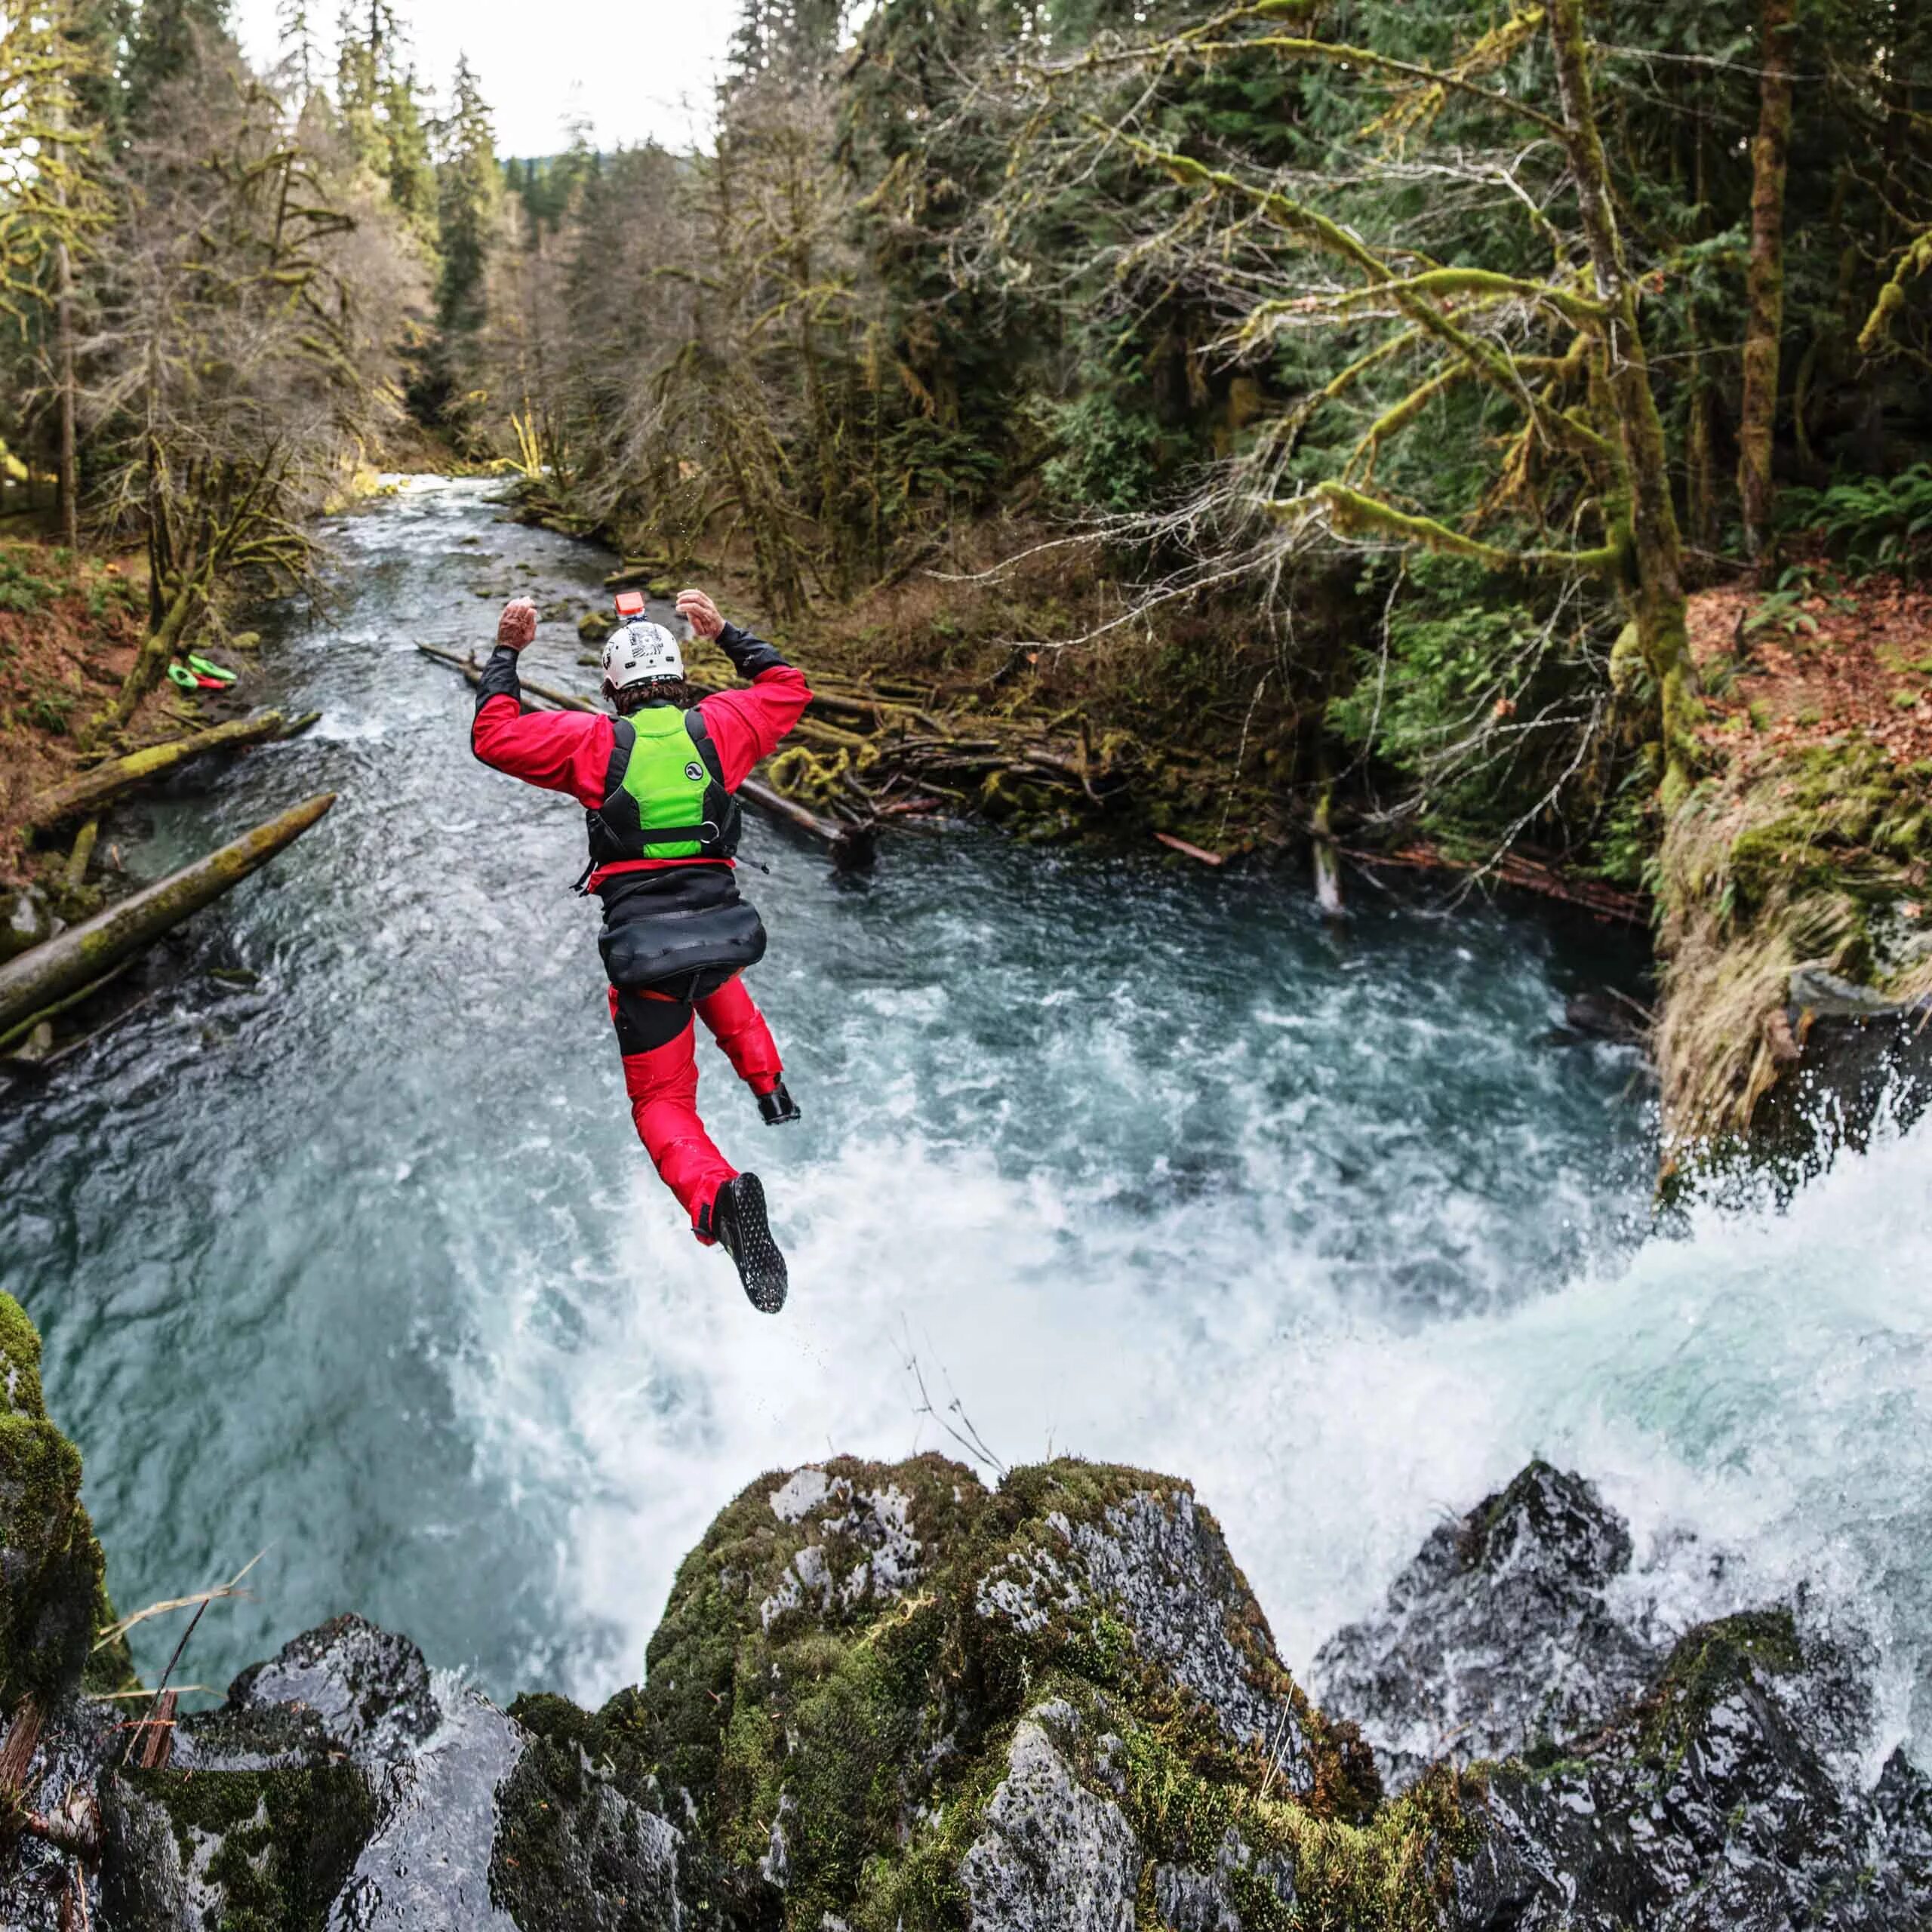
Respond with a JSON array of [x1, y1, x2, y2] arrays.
[[1312, 483, 1620, 577], [1738, 0, 1797, 562], [1858, 226, 1932, 355]]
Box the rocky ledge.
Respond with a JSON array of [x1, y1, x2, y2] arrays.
[[0, 1291, 1927, 1929]]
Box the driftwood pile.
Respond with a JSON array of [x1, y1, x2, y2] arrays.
[[418, 640, 1133, 873]]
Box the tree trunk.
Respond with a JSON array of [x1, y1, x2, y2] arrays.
[[1738, 0, 1797, 562], [54, 233, 78, 554], [43, 78, 81, 554], [1547, 0, 1697, 807], [23, 711, 289, 836], [0, 793, 337, 1038], [88, 568, 210, 745]]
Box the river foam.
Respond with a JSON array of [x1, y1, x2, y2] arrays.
[[460, 1075, 1932, 1767]]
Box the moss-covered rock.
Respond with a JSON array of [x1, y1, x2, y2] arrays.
[[1320, 1461, 1932, 1931], [0, 1291, 125, 1715], [1, 886, 53, 964], [605, 1454, 1460, 1931], [1656, 734, 1932, 1158], [491, 1690, 688, 1930], [1634, 1607, 1803, 1774], [1315, 1462, 1656, 1790], [104, 1765, 376, 1930]]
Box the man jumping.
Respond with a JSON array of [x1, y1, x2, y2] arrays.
[[472, 588, 808, 1311]]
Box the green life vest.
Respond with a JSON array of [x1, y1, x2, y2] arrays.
[[583, 705, 741, 875]]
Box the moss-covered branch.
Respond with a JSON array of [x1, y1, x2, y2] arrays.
[[1097, 126, 1614, 464], [1331, 266, 1609, 328], [1859, 227, 1932, 355], [1072, 23, 1567, 140], [1310, 481, 1621, 576]]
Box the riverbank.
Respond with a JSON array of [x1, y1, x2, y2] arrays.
[[0, 539, 153, 891], [0, 536, 328, 1078], [1656, 572, 1932, 1164]]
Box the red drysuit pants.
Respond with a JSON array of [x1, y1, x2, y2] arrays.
[[608, 974, 783, 1239]]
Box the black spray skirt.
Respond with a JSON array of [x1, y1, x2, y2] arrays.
[[595, 863, 768, 991]]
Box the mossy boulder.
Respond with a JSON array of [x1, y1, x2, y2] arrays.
[[578, 608, 617, 645], [105, 1765, 377, 1930], [2, 887, 54, 964], [491, 1690, 689, 1930], [1656, 734, 1932, 1155], [103, 1613, 522, 1930], [0, 1291, 124, 1714], [556, 1454, 1463, 1932]]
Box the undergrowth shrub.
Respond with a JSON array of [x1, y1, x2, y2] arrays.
[[1780, 465, 1932, 579], [0, 550, 55, 615], [1326, 555, 1634, 863]]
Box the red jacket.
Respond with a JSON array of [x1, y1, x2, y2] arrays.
[[472, 636, 810, 889]]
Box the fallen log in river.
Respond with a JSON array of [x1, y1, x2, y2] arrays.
[[22, 711, 294, 838], [0, 792, 337, 1041]]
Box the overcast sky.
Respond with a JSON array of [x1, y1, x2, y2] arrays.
[[231, 0, 740, 156]]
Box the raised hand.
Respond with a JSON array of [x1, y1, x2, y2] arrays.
[[675, 589, 724, 640], [497, 598, 538, 651]]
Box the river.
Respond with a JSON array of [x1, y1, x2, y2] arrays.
[[2, 477, 1926, 1767]]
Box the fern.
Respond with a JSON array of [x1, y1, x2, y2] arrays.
[[1780, 465, 1932, 580]]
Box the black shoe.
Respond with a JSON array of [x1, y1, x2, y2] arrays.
[[758, 1081, 801, 1127], [710, 1173, 788, 1313]]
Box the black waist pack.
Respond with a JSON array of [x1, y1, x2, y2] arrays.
[[598, 900, 768, 989]]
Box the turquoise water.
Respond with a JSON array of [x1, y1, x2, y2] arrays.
[[3, 479, 1924, 1765]]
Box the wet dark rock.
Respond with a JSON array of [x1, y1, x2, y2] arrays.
[[331, 1687, 525, 1929], [1466, 1610, 1932, 1930], [1318, 1460, 1932, 1931], [96, 1621, 536, 1930], [0, 1695, 122, 1930], [225, 1612, 438, 1767], [1315, 1460, 1662, 1789]]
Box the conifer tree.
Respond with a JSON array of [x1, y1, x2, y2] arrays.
[[382, 63, 435, 236], [428, 51, 500, 435], [124, 0, 229, 121], [275, 0, 321, 97], [1, 0, 108, 536]]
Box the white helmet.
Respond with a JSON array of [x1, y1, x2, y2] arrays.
[[601, 618, 684, 702]]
